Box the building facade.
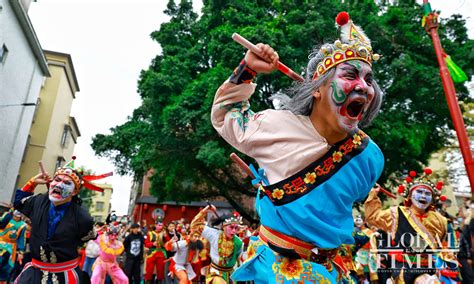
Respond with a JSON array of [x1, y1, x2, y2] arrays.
[[0, 0, 50, 203], [89, 183, 113, 222], [17, 50, 80, 192]]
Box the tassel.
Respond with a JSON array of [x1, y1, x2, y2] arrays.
[[83, 181, 105, 192], [83, 172, 113, 181], [444, 54, 468, 83]]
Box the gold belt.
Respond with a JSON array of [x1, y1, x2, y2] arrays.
[[259, 225, 339, 263]]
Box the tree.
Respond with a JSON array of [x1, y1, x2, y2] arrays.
[[92, 0, 473, 221]]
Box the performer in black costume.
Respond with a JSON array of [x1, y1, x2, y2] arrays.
[[13, 157, 112, 284]]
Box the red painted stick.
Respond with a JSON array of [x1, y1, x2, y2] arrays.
[[232, 33, 304, 82], [230, 153, 254, 179], [376, 183, 397, 199]]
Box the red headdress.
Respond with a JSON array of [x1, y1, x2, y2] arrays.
[[223, 211, 243, 226], [397, 168, 446, 208], [312, 11, 381, 80]]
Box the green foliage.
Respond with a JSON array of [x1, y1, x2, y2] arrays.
[[92, 0, 473, 220]]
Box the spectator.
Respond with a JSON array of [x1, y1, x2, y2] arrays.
[[124, 223, 144, 284]]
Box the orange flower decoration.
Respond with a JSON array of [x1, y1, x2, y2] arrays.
[[352, 134, 362, 145], [272, 189, 285, 200], [332, 151, 343, 163], [278, 258, 304, 280], [304, 172, 317, 184]]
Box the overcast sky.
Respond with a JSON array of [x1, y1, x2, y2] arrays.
[[28, 0, 472, 215]]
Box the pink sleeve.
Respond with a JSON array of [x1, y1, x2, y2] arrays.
[[211, 81, 262, 155]]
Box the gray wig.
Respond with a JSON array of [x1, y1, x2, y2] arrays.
[[273, 43, 384, 128]]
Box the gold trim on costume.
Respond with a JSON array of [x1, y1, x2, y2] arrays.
[[399, 207, 437, 249]]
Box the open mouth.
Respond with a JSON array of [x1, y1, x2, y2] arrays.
[[418, 199, 427, 204], [51, 188, 62, 197], [346, 99, 366, 119]]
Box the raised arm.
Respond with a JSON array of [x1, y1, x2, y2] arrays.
[[211, 44, 279, 154], [364, 187, 395, 233], [190, 205, 214, 236], [14, 173, 51, 217]]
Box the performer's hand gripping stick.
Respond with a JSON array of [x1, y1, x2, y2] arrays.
[[206, 200, 220, 219], [232, 33, 304, 82]]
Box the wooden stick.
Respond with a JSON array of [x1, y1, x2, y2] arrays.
[[232, 33, 304, 82], [38, 161, 50, 188], [230, 153, 254, 179], [39, 161, 46, 176], [376, 183, 397, 199], [206, 201, 220, 219]]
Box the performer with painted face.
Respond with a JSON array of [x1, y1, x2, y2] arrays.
[[90, 225, 128, 284], [0, 210, 27, 283], [364, 168, 458, 283], [164, 230, 205, 283], [190, 205, 243, 284], [144, 217, 167, 284], [13, 157, 112, 284], [211, 12, 384, 283]]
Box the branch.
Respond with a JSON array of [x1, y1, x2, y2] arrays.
[[201, 168, 257, 223]]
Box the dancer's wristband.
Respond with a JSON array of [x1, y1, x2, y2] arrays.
[[21, 178, 36, 193], [229, 60, 257, 85]]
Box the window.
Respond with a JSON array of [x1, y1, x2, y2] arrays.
[[55, 156, 65, 169], [93, 216, 102, 222], [0, 44, 8, 64], [95, 201, 104, 211], [60, 125, 70, 147]]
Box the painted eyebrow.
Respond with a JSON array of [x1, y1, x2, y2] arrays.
[[340, 63, 373, 77]]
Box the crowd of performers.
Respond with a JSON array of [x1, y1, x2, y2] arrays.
[[1, 10, 473, 284], [0, 168, 473, 284]]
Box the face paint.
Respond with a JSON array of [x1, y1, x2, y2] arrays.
[[108, 233, 118, 241], [49, 174, 76, 203], [324, 61, 375, 133], [331, 81, 347, 104], [156, 223, 163, 232], [354, 216, 364, 228], [410, 187, 433, 210], [223, 224, 239, 239]]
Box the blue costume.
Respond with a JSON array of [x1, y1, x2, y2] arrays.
[[211, 12, 384, 284], [232, 131, 383, 283]]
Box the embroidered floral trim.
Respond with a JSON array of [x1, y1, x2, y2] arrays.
[[217, 233, 234, 266], [272, 255, 332, 283], [272, 189, 285, 200], [221, 101, 255, 131], [260, 130, 369, 205]]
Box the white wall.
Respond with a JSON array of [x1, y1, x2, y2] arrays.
[[0, 0, 47, 203]]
